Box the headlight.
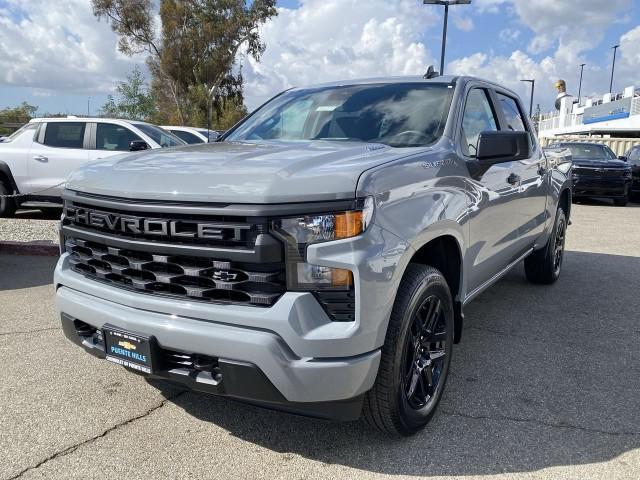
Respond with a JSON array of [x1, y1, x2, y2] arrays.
[[273, 197, 374, 290]]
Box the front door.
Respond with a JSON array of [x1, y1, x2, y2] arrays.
[[461, 88, 524, 294]]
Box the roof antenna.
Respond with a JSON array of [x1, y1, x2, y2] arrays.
[[423, 65, 440, 79]]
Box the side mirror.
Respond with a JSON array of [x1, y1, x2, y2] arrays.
[[129, 140, 149, 152], [476, 131, 531, 165], [618, 155, 628, 161]]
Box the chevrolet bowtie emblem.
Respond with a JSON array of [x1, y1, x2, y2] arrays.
[[118, 341, 136, 350]]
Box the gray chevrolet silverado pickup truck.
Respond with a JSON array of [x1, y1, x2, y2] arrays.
[[55, 75, 573, 436]]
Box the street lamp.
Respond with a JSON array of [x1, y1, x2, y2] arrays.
[[610, 44, 619, 94], [578, 63, 586, 104], [520, 79, 535, 117], [424, 0, 472, 75]]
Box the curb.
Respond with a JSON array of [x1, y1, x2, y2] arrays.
[[0, 241, 59, 256]]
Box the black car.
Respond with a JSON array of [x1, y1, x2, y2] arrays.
[[623, 145, 640, 200], [550, 142, 633, 206]]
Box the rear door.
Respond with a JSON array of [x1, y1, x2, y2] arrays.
[[493, 91, 548, 251], [27, 121, 89, 197], [461, 87, 523, 293]]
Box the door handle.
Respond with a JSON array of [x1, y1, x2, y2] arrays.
[[507, 173, 520, 185], [33, 155, 48, 162]]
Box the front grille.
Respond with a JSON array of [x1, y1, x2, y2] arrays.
[[66, 237, 286, 307], [573, 167, 626, 178]]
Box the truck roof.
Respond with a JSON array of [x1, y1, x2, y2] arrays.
[[291, 74, 521, 99]]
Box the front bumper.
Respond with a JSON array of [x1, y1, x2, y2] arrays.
[[572, 177, 630, 197], [54, 223, 412, 419]]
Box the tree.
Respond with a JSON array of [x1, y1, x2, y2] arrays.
[[92, 0, 277, 127], [532, 103, 542, 133], [0, 102, 38, 135], [100, 66, 156, 120]]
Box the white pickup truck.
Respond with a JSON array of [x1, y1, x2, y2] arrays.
[[0, 117, 184, 217]]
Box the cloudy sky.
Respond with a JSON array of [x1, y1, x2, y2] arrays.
[[0, 0, 638, 117]]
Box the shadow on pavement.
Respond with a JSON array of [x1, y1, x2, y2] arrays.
[[151, 249, 640, 476], [0, 254, 58, 290]]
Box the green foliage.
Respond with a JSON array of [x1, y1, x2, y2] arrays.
[[93, 0, 277, 126], [100, 66, 156, 121], [0, 102, 38, 135]]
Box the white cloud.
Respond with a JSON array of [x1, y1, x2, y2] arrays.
[[498, 28, 520, 43], [241, 0, 439, 109], [449, 0, 635, 112], [0, 0, 143, 94], [452, 15, 474, 32]]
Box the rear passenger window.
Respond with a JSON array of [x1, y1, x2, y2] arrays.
[[171, 130, 203, 144], [43, 122, 86, 149], [96, 123, 142, 151], [496, 93, 526, 132], [461, 89, 498, 157]]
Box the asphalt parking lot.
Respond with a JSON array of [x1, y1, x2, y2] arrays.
[[1, 201, 639, 480]]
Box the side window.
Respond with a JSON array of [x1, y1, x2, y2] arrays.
[[628, 147, 640, 164], [602, 146, 617, 161], [461, 89, 498, 157], [496, 93, 527, 132], [96, 123, 142, 151], [43, 122, 86, 149], [171, 130, 203, 144]]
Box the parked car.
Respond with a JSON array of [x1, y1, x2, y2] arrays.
[[548, 142, 632, 206], [161, 126, 224, 144], [56, 75, 572, 436], [0, 117, 185, 217], [623, 144, 640, 200]]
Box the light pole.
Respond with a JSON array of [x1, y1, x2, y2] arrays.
[[87, 97, 91, 117], [578, 63, 586, 104], [610, 44, 619, 94], [424, 0, 472, 75], [520, 79, 535, 117]]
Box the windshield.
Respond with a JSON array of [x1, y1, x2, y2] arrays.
[[558, 144, 616, 161], [2, 123, 37, 143], [226, 83, 454, 148], [134, 124, 185, 148]]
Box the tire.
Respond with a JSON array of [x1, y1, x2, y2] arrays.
[[524, 207, 567, 284], [614, 196, 628, 207], [363, 264, 454, 436], [0, 179, 16, 218]]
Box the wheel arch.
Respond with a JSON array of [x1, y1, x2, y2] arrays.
[[558, 187, 571, 219], [404, 232, 465, 344], [0, 161, 18, 193]]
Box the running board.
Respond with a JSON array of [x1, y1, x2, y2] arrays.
[[463, 248, 534, 305]]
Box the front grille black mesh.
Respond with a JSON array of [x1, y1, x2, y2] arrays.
[[573, 167, 626, 178], [66, 237, 286, 307]]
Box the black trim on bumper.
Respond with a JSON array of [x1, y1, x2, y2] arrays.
[[60, 313, 364, 421]]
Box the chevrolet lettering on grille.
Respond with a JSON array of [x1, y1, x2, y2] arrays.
[[64, 206, 250, 241]]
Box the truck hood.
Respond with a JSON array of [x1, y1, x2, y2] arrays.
[[66, 140, 413, 203]]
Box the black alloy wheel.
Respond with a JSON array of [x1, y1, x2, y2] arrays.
[[402, 295, 447, 410], [552, 214, 566, 277], [525, 206, 567, 284]]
